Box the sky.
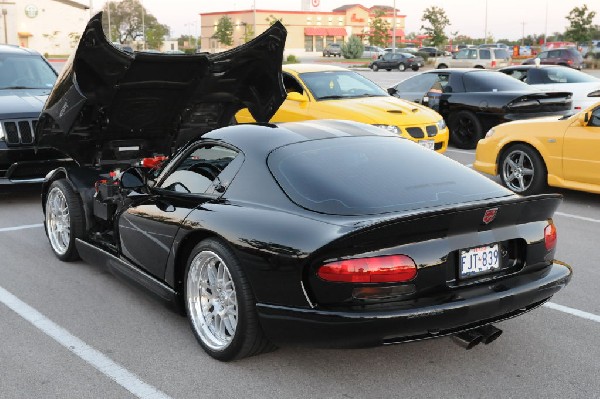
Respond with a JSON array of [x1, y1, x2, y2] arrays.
[[91, 0, 600, 41]]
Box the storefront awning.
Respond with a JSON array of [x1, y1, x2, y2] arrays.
[[387, 29, 405, 37], [327, 27, 347, 36], [304, 27, 329, 36], [304, 27, 347, 36]]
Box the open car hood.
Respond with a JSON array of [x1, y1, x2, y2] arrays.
[[35, 12, 287, 166]]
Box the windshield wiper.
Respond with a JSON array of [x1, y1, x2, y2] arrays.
[[318, 95, 345, 100], [1, 86, 39, 89]]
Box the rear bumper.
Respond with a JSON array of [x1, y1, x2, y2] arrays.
[[257, 262, 571, 347]]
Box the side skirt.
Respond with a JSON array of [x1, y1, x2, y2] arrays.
[[75, 239, 179, 305]]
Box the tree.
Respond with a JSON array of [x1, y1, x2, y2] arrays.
[[565, 4, 596, 43], [177, 35, 198, 49], [369, 8, 390, 47], [212, 16, 234, 46], [241, 22, 254, 43], [265, 14, 284, 26], [341, 35, 364, 59], [421, 6, 450, 48], [101, 0, 169, 49]]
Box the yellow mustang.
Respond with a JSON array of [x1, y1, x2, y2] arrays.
[[474, 102, 600, 195], [236, 64, 449, 153]]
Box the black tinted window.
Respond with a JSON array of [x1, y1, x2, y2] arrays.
[[463, 71, 529, 92], [268, 137, 509, 216], [480, 50, 491, 59], [494, 49, 509, 59]]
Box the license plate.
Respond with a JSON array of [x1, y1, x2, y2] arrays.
[[419, 140, 435, 150], [459, 244, 500, 278]]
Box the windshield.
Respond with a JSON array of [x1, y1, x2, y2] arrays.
[[268, 136, 509, 216], [0, 54, 57, 89], [300, 71, 388, 100], [463, 71, 532, 92]]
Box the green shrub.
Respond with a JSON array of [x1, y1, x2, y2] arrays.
[[342, 35, 364, 59], [415, 51, 429, 61], [285, 54, 300, 64]]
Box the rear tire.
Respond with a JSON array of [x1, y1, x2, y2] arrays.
[[398, 63, 406, 71], [372, 64, 379, 72], [411, 65, 420, 71], [437, 63, 448, 69], [449, 110, 483, 149], [185, 238, 275, 361], [499, 144, 547, 195], [45, 179, 85, 261]]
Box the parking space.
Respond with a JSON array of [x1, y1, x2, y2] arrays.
[[0, 66, 598, 399]]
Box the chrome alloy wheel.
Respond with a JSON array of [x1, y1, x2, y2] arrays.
[[502, 149, 535, 193], [46, 187, 71, 255], [187, 251, 238, 351]]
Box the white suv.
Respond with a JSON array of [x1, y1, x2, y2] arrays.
[[436, 48, 511, 69]]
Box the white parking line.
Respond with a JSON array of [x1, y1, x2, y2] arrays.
[[555, 212, 600, 224], [0, 286, 173, 399], [445, 148, 474, 155], [544, 302, 600, 323], [0, 223, 43, 233]]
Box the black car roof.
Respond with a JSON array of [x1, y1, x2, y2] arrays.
[[203, 120, 396, 155]]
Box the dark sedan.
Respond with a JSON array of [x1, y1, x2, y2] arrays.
[[37, 14, 571, 361], [522, 48, 584, 70], [418, 47, 445, 57], [369, 52, 425, 72], [388, 69, 572, 148]]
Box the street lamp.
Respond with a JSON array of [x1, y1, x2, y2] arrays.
[[2, 8, 7, 45]]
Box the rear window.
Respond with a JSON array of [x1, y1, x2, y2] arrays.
[[463, 71, 530, 92], [494, 49, 509, 59], [268, 136, 509, 216]]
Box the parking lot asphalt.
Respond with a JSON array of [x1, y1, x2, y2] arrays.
[[1, 67, 599, 399]]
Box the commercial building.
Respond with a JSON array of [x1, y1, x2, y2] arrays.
[[200, 2, 406, 54], [0, 0, 90, 55]]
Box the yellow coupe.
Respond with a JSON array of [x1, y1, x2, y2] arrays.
[[236, 64, 449, 153], [474, 102, 600, 195]]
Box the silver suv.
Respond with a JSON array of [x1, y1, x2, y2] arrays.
[[436, 48, 511, 69]]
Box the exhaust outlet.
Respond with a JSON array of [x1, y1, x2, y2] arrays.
[[476, 324, 503, 344], [451, 329, 483, 350]]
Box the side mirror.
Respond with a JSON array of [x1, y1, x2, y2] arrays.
[[579, 111, 591, 126], [286, 92, 308, 102], [387, 87, 397, 96], [120, 168, 145, 190]]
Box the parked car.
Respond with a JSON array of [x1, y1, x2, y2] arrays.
[[0, 44, 74, 184], [38, 14, 572, 362], [523, 48, 585, 70], [475, 102, 600, 195], [323, 43, 342, 57], [361, 45, 385, 59], [499, 65, 600, 111], [478, 43, 509, 50], [418, 47, 445, 57], [384, 47, 418, 54], [387, 69, 572, 149], [236, 64, 449, 153], [369, 52, 424, 72], [436, 47, 511, 69], [581, 40, 600, 59]]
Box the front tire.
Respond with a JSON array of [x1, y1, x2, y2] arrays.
[[45, 179, 85, 261], [499, 144, 547, 195], [372, 64, 379, 72], [449, 110, 483, 149], [185, 238, 274, 361], [398, 63, 406, 71]]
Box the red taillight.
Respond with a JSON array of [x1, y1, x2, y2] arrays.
[[544, 222, 557, 250], [491, 60, 496, 68], [317, 255, 417, 283], [567, 59, 573, 65]]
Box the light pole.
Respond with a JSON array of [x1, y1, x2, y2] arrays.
[[392, 0, 396, 51], [483, 0, 488, 44], [141, 0, 145, 49], [107, 1, 112, 42], [2, 8, 7, 44]]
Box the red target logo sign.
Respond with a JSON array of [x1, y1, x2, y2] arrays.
[[311, 0, 320, 7]]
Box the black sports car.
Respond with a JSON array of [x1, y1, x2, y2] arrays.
[[36, 14, 572, 361], [387, 69, 572, 149]]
